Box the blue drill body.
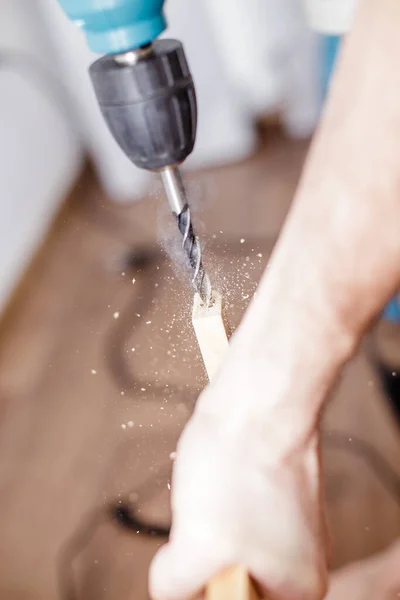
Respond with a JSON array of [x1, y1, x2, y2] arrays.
[[57, 0, 167, 54]]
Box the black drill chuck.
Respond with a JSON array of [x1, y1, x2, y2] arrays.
[[90, 39, 212, 305], [89, 39, 197, 171]]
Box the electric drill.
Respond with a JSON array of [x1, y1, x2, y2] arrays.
[[57, 0, 212, 306]]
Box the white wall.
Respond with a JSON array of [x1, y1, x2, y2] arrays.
[[0, 0, 83, 313]]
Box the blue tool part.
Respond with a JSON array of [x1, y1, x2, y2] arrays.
[[321, 35, 341, 99], [383, 297, 400, 322], [57, 0, 167, 55]]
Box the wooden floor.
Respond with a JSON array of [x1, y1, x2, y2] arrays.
[[0, 128, 399, 600]]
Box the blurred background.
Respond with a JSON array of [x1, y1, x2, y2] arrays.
[[0, 0, 321, 314], [0, 1, 400, 599]]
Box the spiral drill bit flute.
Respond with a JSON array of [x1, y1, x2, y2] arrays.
[[161, 167, 212, 306], [88, 39, 213, 306]]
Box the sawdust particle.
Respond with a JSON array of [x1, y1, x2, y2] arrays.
[[132, 278, 136, 284], [113, 311, 120, 319], [91, 369, 97, 375], [240, 238, 245, 244]]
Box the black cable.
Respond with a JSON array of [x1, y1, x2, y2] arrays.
[[366, 329, 400, 425], [111, 504, 169, 538], [104, 247, 187, 397]]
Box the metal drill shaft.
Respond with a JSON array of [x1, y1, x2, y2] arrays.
[[161, 166, 212, 306], [177, 204, 213, 306]]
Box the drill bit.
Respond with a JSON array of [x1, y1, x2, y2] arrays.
[[161, 166, 212, 306]]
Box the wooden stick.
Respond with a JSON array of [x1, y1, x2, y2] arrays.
[[192, 291, 262, 600], [206, 566, 260, 600], [192, 291, 229, 380]]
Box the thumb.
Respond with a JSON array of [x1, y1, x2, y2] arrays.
[[149, 539, 227, 600]]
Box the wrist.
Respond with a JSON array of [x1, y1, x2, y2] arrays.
[[195, 350, 325, 463], [195, 284, 353, 458], [195, 364, 322, 467]]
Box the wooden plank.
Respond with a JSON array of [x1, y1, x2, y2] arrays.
[[192, 291, 262, 600], [206, 566, 260, 600], [192, 291, 229, 380]]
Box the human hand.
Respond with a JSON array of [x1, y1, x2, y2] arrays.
[[150, 366, 329, 600]]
